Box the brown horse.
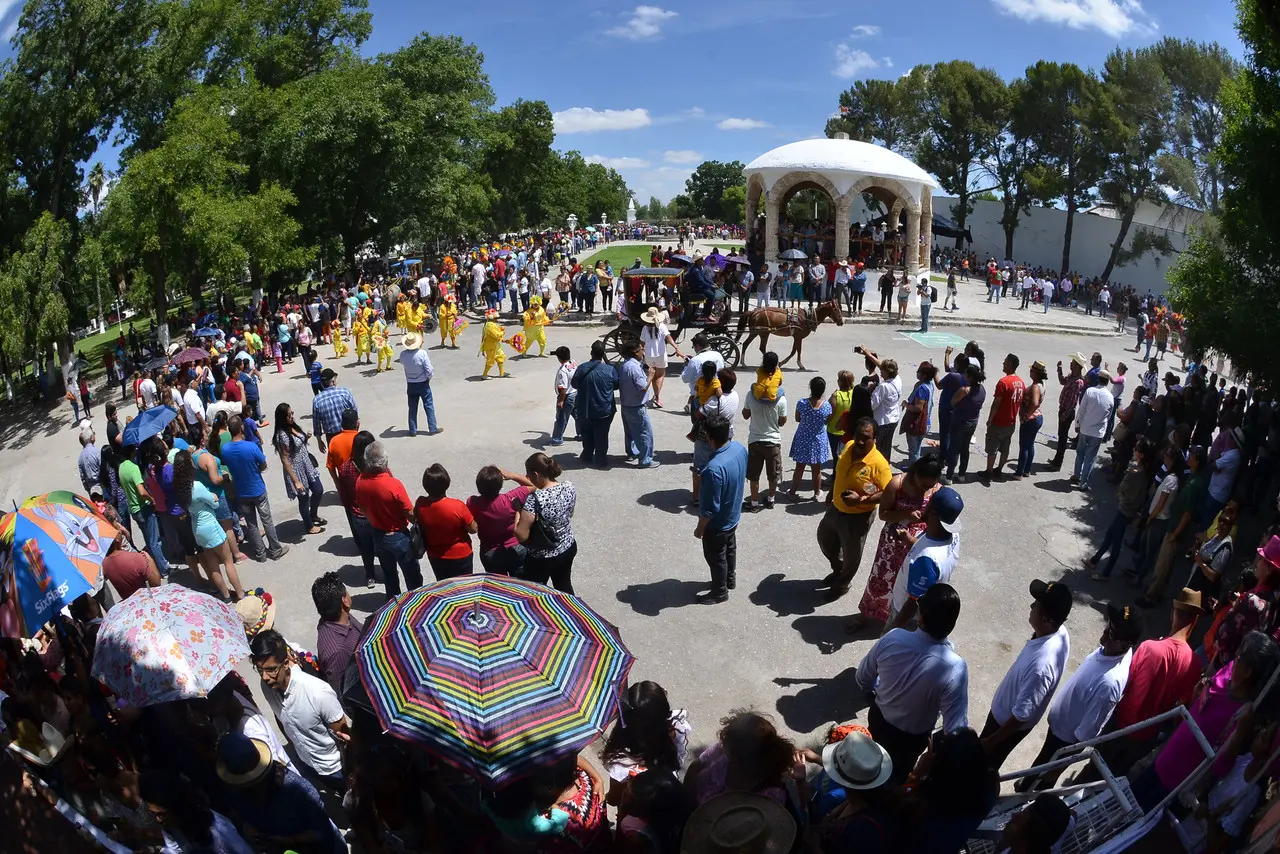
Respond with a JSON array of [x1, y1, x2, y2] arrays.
[[736, 301, 844, 370]]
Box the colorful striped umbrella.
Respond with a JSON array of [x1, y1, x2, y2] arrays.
[[356, 575, 634, 786], [0, 495, 112, 637]]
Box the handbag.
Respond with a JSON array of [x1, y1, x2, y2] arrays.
[[522, 491, 557, 552], [902, 382, 928, 436], [409, 520, 426, 559]]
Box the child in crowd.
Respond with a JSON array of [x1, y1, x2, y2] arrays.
[[687, 360, 722, 441]]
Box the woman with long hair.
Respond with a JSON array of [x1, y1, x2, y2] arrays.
[[193, 419, 247, 562], [271, 402, 326, 535], [97, 444, 132, 541], [683, 711, 803, 808], [172, 450, 244, 601], [789, 376, 833, 499], [848, 453, 943, 633], [142, 436, 201, 580], [600, 681, 692, 805], [515, 453, 577, 593], [1014, 360, 1047, 478], [901, 728, 999, 852], [139, 768, 253, 854], [614, 769, 694, 854]]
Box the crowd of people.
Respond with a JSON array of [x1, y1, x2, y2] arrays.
[[19, 229, 1280, 853]]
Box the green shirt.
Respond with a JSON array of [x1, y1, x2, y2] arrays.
[[119, 459, 145, 515], [1171, 473, 1207, 530]]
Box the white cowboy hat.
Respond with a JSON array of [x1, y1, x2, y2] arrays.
[[640, 307, 669, 325], [681, 792, 796, 854], [821, 730, 893, 791], [402, 332, 423, 351]]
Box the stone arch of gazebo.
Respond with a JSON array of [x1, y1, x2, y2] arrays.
[[743, 135, 940, 279]]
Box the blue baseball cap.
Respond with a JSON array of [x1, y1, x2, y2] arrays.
[[931, 487, 963, 533]]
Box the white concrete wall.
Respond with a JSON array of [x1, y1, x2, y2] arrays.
[[932, 197, 1192, 294]]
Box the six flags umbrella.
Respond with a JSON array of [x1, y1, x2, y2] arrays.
[[92, 585, 249, 708], [356, 575, 634, 786], [0, 495, 111, 637]]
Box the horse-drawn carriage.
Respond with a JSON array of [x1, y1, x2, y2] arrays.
[[598, 262, 845, 371], [599, 265, 742, 367]]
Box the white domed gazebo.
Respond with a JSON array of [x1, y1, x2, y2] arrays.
[[744, 134, 941, 279]]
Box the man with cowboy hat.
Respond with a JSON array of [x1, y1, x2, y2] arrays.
[[680, 791, 796, 854], [1048, 353, 1086, 471], [399, 330, 439, 437]]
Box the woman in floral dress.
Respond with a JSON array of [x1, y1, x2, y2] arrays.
[[789, 376, 833, 499], [847, 453, 943, 633]]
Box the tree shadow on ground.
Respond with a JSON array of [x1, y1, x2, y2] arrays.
[[774, 668, 869, 735], [0, 398, 71, 451], [749, 572, 825, 618], [636, 488, 696, 514], [615, 578, 707, 616]]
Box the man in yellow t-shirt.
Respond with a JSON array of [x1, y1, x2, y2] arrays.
[[818, 415, 893, 600]]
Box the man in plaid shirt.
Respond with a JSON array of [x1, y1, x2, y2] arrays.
[[1048, 354, 1086, 472], [312, 368, 358, 452]]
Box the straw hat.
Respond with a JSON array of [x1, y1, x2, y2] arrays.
[[216, 734, 273, 786], [402, 332, 422, 351], [1069, 352, 1087, 368], [640, 306, 669, 325], [235, 588, 275, 639], [681, 793, 796, 854]]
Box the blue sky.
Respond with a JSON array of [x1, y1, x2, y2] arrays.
[[0, 0, 1245, 205]]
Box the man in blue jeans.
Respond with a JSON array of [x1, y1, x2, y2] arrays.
[[354, 441, 424, 597], [397, 332, 439, 436], [551, 347, 580, 445], [1072, 369, 1114, 490], [220, 416, 290, 562], [695, 415, 748, 605], [617, 341, 658, 468], [571, 341, 618, 467]]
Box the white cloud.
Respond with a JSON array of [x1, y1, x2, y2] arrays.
[[850, 24, 881, 36], [553, 107, 652, 134], [584, 155, 651, 169], [718, 117, 769, 130], [687, 106, 706, 118], [663, 150, 702, 164], [990, 0, 1153, 38], [833, 44, 881, 79], [607, 5, 678, 41]]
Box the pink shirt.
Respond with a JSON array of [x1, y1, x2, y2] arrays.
[[1155, 662, 1241, 790], [466, 487, 531, 553]]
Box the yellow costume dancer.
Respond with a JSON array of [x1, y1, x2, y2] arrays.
[[332, 325, 348, 358], [520, 295, 551, 357], [353, 312, 372, 363], [479, 309, 507, 377], [438, 296, 461, 348], [373, 317, 393, 371], [395, 298, 409, 333]]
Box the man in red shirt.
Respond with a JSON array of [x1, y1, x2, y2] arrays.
[[102, 531, 163, 600], [1083, 588, 1204, 779], [354, 440, 424, 597], [981, 353, 1025, 484]]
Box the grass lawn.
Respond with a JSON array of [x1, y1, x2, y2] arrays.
[[579, 243, 745, 272]]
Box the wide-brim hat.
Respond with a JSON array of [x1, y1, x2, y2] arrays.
[[681, 793, 796, 854], [1259, 535, 1280, 570], [1172, 587, 1204, 614], [216, 734, 273, 786], [640, 307, 669, 325], [235, 588, 275, 639], [1030, 360, 1048, 375], [1069, 352, 1087, 368], [402, 332, 422, 351], [821, 730, 893, 790]]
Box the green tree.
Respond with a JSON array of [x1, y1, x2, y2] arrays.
[[75, 235, 110, 329], [667, 194, 693, 219], [583, 161, 630, 224], [1018, 60, 1114, 273], [0, 213, 72, 369], [482, 99, 557, 232], [1097, 46, 1180, 282], [824, 71, 927, 155], [720, 185, 747, 224], [683, 160, 745, 220], [915, 60, 1008, 247]]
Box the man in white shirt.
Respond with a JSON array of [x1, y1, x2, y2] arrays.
[[471, 261, 486, 304], [680, 332, 726, 412], [808, 257, 827, 306], [1072, 369, 1114, 489], [882, 486, 963, 632], [742, 355, 788, 511], [1040, 277, 1055, 313], [1017, 602, 1139, 791], [857, 582, 969, 784], [866, 352, 903, 463], [551, 346, 579, 445], [206, 391, 243, 427], [138, 373, 158, 410], [416, 273, 432, 300], [178, 375, 207, 445], [250, 629, 349, 790], [981, 579, 1072, 770], [1021, 274, 1036, 310]]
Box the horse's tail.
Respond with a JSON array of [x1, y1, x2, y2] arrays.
[[736, 306, 750, 338]]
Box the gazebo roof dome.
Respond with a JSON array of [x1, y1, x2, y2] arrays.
[[744, 138, 940, 190]]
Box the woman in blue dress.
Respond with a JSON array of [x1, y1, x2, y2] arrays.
[[789, 376, 833, 499]]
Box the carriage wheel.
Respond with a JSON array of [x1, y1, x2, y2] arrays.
[[602, 327, 640, 364], [706, 333, 741, 369]]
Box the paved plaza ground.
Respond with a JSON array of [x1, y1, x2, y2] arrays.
[[1, 274, 1197, 785]]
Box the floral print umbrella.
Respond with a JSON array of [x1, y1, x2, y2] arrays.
[[92, 585, 249, 708]]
